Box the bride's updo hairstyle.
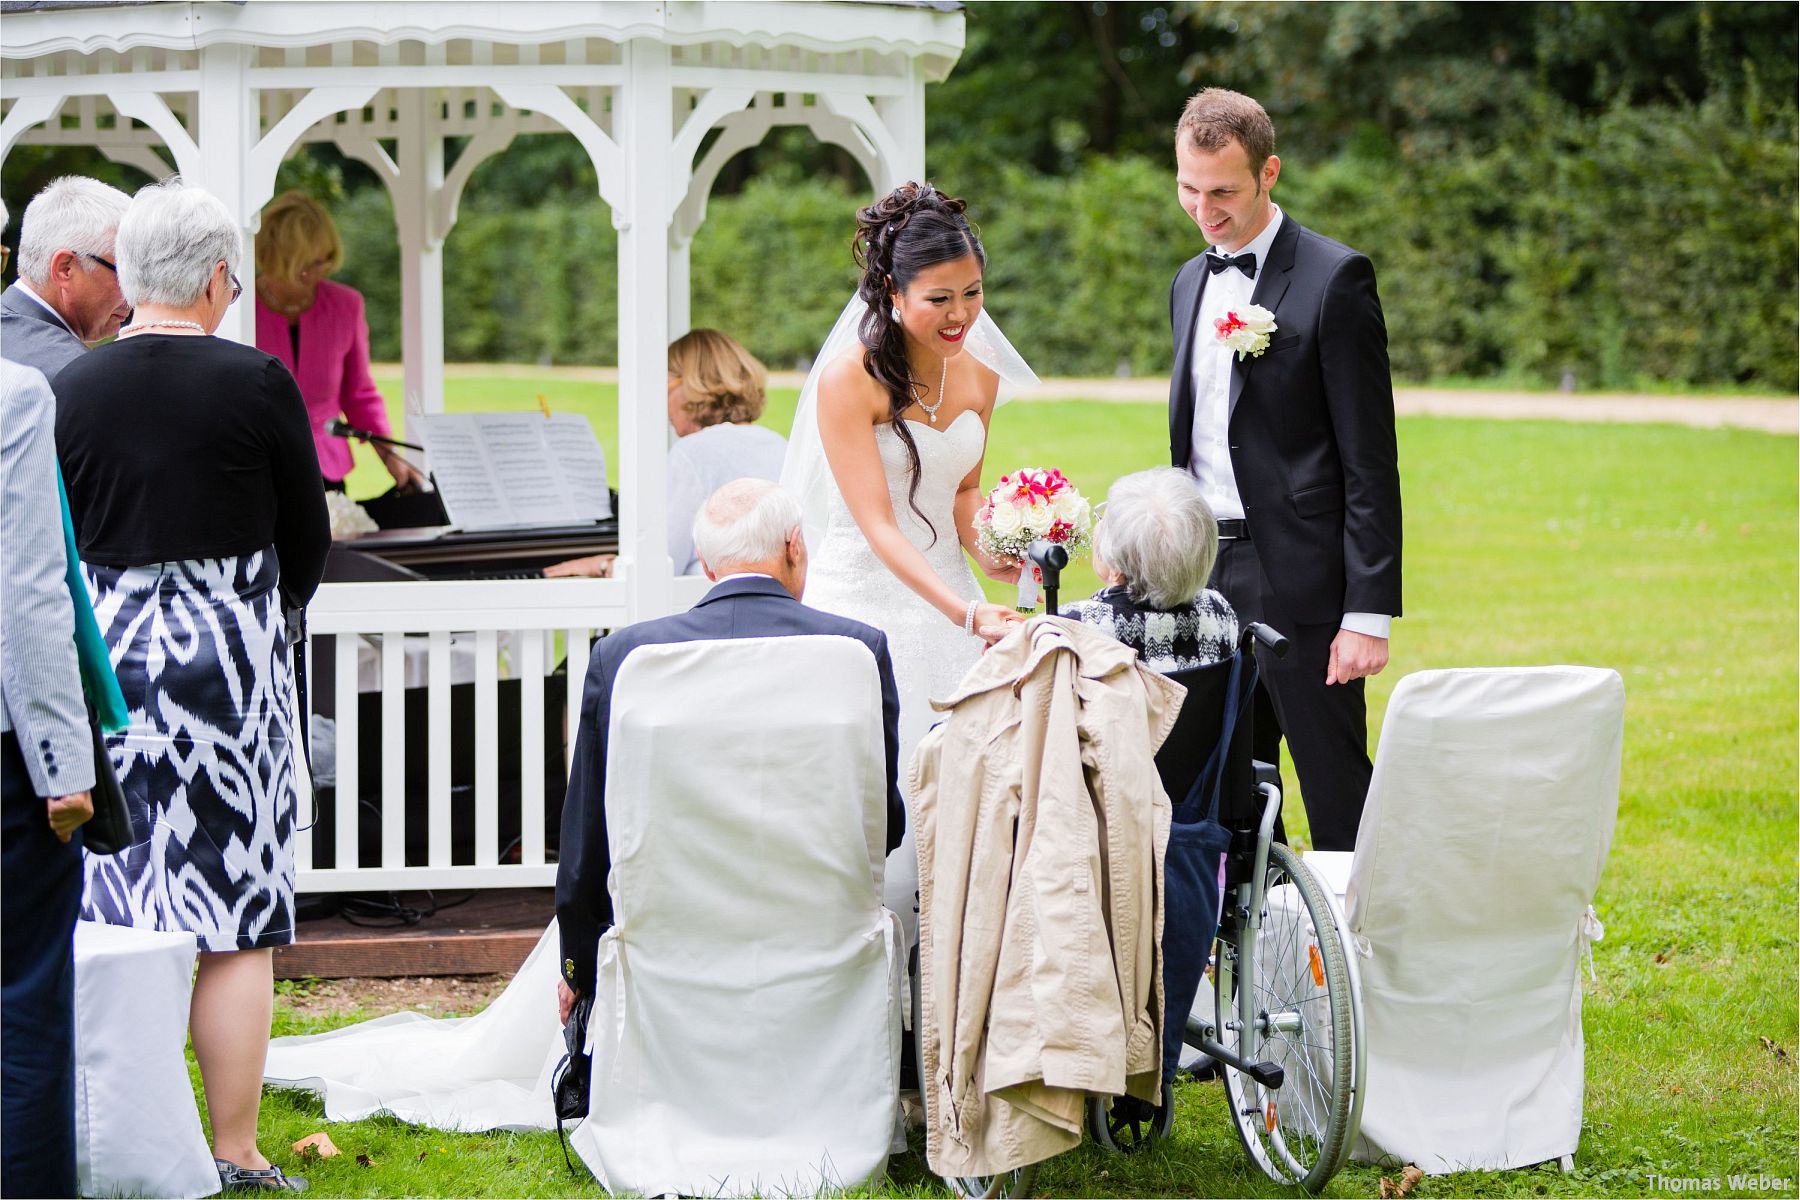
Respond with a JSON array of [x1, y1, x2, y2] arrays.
[[852, 181, 986, 543]]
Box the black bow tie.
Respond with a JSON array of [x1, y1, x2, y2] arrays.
[[1206, 252, 1258, 279]]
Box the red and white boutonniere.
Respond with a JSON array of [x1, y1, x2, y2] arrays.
[[1214, 304, 1278, 360]]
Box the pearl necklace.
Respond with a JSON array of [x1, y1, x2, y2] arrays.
[[120, 320, 206, 335], [917, 355, 949, 423]]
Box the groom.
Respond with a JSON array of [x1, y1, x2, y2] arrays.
[[554, 479, 904, 1020], [1167, 88, 1402, 851]]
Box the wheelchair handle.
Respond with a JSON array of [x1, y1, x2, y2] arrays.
[[1027, 541, 1069, 572], [1243, 621, 1289, 658]]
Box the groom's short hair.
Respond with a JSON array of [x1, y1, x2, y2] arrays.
[[1176, 88, 1276, 169], [693, 478, 802, 568]]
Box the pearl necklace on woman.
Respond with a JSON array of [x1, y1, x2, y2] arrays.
[[119, 319, 207, 335], [916, 355, 949, 423]]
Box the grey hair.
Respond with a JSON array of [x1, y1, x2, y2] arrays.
[[115, 177, 240, 307], [1093, 468, 1220, 611], [15, 176, 130, 286], [692, 478, 803, 570]]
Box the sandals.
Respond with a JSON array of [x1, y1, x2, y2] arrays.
[[215, 1158, 310, 1193]]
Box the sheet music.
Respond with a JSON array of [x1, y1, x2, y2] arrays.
[[414, 413, 612, 530]]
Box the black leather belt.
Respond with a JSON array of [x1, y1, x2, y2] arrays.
[[1217, 518, 1250, 540]]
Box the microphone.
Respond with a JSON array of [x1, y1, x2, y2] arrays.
[[325, 419, 423, 452]]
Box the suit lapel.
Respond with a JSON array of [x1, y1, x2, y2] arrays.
[[1228, 217, 1299, 419]]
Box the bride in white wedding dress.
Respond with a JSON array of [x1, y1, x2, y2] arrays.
[[263, 182, 1039, 1137], [785, 182, 1039, 943]]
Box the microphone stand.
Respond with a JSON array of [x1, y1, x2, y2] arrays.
[[327, 421, 424, 453]]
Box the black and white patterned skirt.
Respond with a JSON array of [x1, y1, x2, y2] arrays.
[[81, 550, 299, 951]]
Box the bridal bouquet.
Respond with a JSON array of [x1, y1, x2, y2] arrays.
[[973, 468, 1093, 610]]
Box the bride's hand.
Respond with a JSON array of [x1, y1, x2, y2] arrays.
[[978, 555, 1023, 584], [972, 602, 1027, 645]]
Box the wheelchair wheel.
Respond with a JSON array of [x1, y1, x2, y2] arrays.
[[1086, 1080, 1176, 1154], [911, 953, 1039, 1198], [1214, 842, 1355, 1192]]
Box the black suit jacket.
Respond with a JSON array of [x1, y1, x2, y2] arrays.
[[554, 575, 905, 994], [1168, 215, 1402, 626]]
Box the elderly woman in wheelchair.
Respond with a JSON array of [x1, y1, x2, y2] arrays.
[[908, 469, 1361, 1198]]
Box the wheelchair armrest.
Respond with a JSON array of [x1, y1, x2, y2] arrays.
[[1251, 759, 1282, 794]]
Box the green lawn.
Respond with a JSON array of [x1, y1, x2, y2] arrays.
[[264, 372, 1800, 1197]]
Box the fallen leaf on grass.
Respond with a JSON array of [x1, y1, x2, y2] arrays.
[[291, 1133, 341, 1159], [1379, 1164, 1424, 1197], [1760, 1036, 1788, 1061], [355, 1154, 376, 1168]]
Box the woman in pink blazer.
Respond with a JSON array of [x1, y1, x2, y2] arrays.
[[254, 191, 424, 492]]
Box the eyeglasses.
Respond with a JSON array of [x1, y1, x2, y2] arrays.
[[84, 253, 118, 274], [228, 271, 242, 304]]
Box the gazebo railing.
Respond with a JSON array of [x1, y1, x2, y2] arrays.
[[295, 577, 628, 893]]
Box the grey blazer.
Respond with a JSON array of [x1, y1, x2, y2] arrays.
[[0, 284, 88, 383], [0, 359, 93, 797]]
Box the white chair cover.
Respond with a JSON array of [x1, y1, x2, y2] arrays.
[[571, 635, 903, 1197], [1345, 666, 1624, 1173], [73, 921, 219, 1198]]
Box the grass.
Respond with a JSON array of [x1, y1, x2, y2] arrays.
[[278, 372, 1800, 1197]]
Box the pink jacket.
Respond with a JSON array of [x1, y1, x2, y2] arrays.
[[255, 279, 389, 482]]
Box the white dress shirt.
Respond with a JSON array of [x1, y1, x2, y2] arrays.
[[1187, 206, 1390, 640]]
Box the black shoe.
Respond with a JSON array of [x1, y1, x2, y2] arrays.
[[216, 1158, 310, 1193], [1180, 1057, 1223, 1083]]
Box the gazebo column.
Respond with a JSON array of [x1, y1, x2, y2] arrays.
[[395, 90, 447, 419], [196, 43, 258, 345], [668, 235, 691, 340], [617, 39, 675, 622]]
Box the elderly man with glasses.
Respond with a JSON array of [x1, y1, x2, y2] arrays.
[[1, 176, 133, 382]]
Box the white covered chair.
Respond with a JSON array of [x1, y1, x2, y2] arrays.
[[73, 921, 219, 1198], [1339, 666, 1625, 1174], [570, 635, 903, 1197]]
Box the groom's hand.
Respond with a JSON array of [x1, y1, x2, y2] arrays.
[[557, 979, 579, 1025], [1326, 630, 1388, 685]]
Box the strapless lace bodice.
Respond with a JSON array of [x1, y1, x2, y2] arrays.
[[810, 412, 984, 609]]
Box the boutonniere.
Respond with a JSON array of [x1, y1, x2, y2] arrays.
[[1214, 304, 1278, 360]]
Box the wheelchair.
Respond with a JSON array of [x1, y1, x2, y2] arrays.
[[915, 621, 1365, 1197]]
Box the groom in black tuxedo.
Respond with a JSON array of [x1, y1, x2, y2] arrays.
[[554, 478, 904, 1020], [1167, 88, 1402, 851]]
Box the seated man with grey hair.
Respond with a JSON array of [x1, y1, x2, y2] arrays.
[[1061, 467, 1239, 673], [553, 477, 904, 1021], [0, 175, 132, 381]]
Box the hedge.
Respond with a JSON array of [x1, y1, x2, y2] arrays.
[[334, 91, 1795, 391]]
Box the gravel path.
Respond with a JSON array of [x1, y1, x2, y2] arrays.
[[428, 364, 1796, 434]]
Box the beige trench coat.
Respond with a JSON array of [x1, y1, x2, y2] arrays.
[[911, 616, 1186, 1178]]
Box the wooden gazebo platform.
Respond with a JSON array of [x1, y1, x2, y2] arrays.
[[273, 888, 552, 979]]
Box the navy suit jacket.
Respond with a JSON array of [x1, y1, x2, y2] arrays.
[[1168, 215, 1402, 626], [554, 575, 905, 994]]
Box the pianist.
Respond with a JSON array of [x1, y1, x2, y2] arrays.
[[545, 328, 786, 578], [254, 190, 425, 496]]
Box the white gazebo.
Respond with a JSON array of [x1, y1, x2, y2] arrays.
[[0, 0, 965, 892]]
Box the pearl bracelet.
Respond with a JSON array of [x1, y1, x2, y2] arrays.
[[963, 599, 979, 636]]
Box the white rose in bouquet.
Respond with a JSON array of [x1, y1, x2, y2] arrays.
[[989, 498, 1026, 539]]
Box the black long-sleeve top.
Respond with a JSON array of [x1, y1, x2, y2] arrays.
[[54, 334, 331, 607]]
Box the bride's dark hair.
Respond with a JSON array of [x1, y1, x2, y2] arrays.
[[852, 181, 986, 543]]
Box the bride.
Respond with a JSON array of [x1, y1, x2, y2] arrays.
[[262, 182, 1039, 1135], [785, 181, 1038, 938]]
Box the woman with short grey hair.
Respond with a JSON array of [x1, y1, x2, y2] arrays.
[[1060, 468, 1238, 673], [54, 178, 328, 1193]]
